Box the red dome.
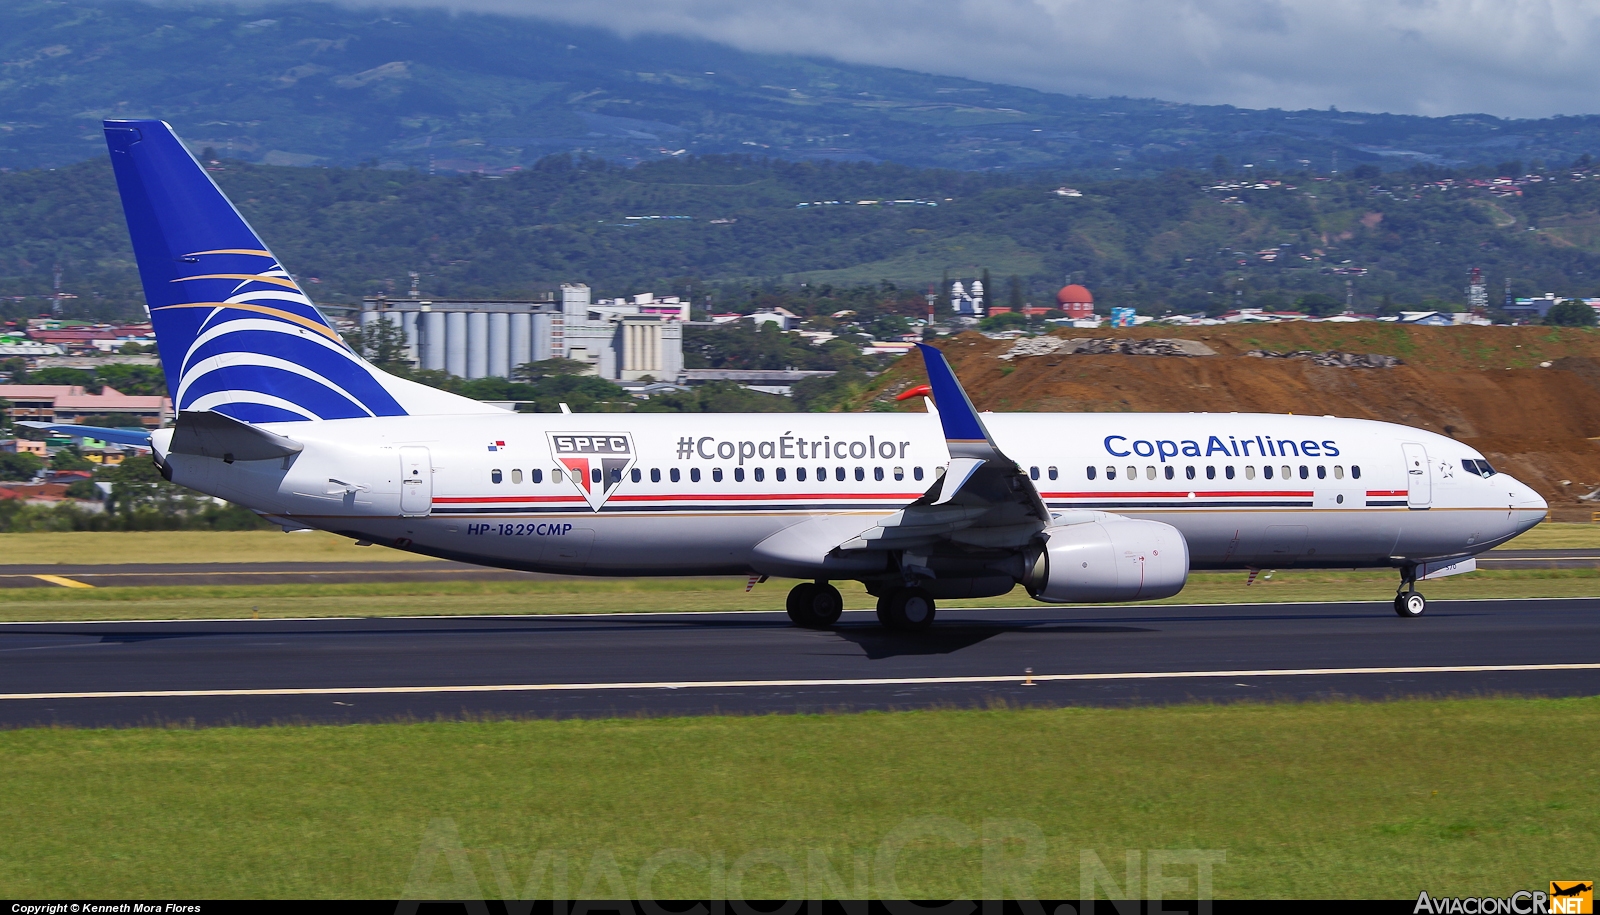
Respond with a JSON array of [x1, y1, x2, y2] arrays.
[[1056, 284, 1093, 305]]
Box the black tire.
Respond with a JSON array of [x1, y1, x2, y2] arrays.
[[880, 587, 937, 632], [1394, 591, 1426, 618], [787, 582, 842, 628]]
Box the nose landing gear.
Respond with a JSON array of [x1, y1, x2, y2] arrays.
[[1394, 565, 1427, 617], [786, 581, 844, 629]]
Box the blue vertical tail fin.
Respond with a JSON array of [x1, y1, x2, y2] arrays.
[[104, 119, 493, 422]]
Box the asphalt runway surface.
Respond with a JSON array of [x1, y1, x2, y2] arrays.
[[0, 597, 1596, 728], [0, 548, 1595, 589]]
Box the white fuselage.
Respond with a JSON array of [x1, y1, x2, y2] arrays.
[[155, 411, 1547, 578]]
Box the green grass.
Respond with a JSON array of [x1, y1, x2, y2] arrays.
[[0, 699, 1594, 898], [2, 568, 1598, 622], [0, 530, 434, 565]]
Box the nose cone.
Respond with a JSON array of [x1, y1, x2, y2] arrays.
[[1506, 475, 1548, 536]]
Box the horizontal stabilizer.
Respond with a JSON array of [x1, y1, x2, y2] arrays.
[[169, 410, 303, 462], [16, 421, 152, 447]]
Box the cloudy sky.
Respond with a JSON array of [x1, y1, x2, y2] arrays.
[[338, 0, 1600, 119]]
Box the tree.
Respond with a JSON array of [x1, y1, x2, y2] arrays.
[[50, 446, 94, 472], [95, 364, 166, 396], [1007, 275, 1024, 312], [1545, 299, 1597, 326], [1211, 155, 1230, 177], [0, 451, 44, 481], [512, 358, 592, 382], [27, 367, 99, 391], [1296, 293, 1344, 317], [346, 318, 412, 372]]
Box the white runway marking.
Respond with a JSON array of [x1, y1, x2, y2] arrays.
[[3, 663, 1598, 702]]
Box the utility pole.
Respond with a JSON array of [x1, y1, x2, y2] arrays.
[[51, 264, 62, 317]]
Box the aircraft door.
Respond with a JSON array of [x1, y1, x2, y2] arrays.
[[399, 446, 433, 516], [1402, 442, 1431, 509]]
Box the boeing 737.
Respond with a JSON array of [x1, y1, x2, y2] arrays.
[[28, 120, 1548, 630]]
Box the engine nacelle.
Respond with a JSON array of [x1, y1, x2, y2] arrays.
[[1023, 517, 1189, 603]]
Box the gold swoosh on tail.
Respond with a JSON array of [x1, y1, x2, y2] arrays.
[[151, 302, 344, 343], [170, 274, 300, 289]]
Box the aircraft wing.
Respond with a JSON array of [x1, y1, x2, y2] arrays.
[[837, 343, 1051, 555]]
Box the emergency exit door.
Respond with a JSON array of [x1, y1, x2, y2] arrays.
[[1402, 442, 1431, 509], [399, 446, 433, 516]]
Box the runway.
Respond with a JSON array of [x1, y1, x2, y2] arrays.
[[0, 597, 1596, 727], [0, 549, 1592, 589]]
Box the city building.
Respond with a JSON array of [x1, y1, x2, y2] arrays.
[[0, 385, 171, 428], [1056, 284, 1096, 320], [360, 284, 684, 382]]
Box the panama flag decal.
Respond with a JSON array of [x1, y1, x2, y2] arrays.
[[547, 432, 636, 511]]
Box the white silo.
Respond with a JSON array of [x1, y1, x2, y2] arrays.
[[489, 312, 511, 378], [531, 314, 554, 362], [467, 311, 489, 379], [446, 311, 468, 377], [401, 312, 419, 365], [510, 312, 532, 371], [421, 311, 446, 370]]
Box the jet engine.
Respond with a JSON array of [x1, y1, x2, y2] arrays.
[[1023, 517, 1189, 603]]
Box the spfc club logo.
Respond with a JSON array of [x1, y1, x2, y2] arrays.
[[547, 433, 637, 511]]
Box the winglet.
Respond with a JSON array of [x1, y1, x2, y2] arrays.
[[915, 343, 996, 459]]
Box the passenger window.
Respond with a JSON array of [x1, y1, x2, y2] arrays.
[[754, 467, 765, 482], [797, 467, 807, 482], [1245, 466, 1255, 480], [894, 466, 904, 481], [1030, 466, 1040, 480], [913, 467, 924, 481], [734, 468, 745, 482], [714, 468, 724, 482], [1352, 465, 1362, 479], [531, 469, 543, 484], [1333, 465, 1344, 480], [491, 469, 502, 484], [1281, 465, 1291, 479], [1317, 465, 1326, 479], [1299, 465, 1309, 479], [1164, 466, 1174, 480], [1185, 466, 1196, 480], [607, 468, 620, 484], [1126, 466, 1136, 480], [691, 468, 701, 483], [551, 468, 563, 483], [1262, 465, 1272, 480], [651, 468, 661, 483], [1107, 466, 1117, 480], [836, 467, 846, 482], [1087, 466, 1097, 480], [1225, 466, 1235, 480], [1205, 466, 1216, 480], [631, 468, 641, 483], [855, 467, 865, 482], [670, 468, 680, 483], [1048, 466, 1058, 480], [874, 467, 884, 481], [818, 467, 827, 481], [776, 467, 785, 482], [511, 469, 523, 484], [591, 468, 602, 484]]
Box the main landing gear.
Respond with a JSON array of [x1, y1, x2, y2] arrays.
[[876, 587, 936, 632], [1394, 566, 1427, 618], [786, 581, 844, 629]]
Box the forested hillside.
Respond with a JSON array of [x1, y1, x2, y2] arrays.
[[3, 1, 1600, 175], [8, 153, 1600, 325]]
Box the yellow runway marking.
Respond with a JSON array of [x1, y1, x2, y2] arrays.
[[30, 575, 94, 589]]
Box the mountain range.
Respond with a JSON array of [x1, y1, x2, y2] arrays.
[[3, 0, 1600, 175]]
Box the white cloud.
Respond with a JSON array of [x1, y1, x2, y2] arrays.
[[337, 0, 1600, 118]]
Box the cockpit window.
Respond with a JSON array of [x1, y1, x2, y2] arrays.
[[1462, 459, 1497, 478]]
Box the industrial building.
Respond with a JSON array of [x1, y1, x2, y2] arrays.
[[360, 284, 684, 382]]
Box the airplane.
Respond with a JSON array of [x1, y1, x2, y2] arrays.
[[29, 119, 1547, 631]]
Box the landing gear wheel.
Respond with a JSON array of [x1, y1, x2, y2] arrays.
[[786, 581, 843, 629], [1394, 591, 1427, 618], [876, 587, 936, 632]]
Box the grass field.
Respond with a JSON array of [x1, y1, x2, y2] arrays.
[[0, 699, 1593, 898], [2, 523, 1596, 567]]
